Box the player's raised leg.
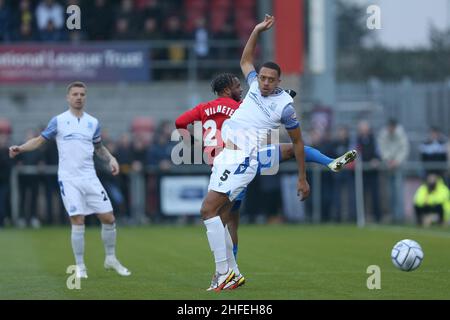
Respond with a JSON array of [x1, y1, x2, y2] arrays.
[[279, 143, 357, 171], [70, 215, 87, 279], [97, 212, 131, 276], [327, 149, 357, 172], [201, 191, 235, 291]]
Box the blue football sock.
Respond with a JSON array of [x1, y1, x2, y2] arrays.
[[304, 145, 333, 166], [233, 244, 238, 260]]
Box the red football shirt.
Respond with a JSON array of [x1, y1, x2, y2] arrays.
[[175, 97, 241, 164]]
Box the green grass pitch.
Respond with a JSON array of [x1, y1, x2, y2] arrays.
[[1, 224, 449, 299]]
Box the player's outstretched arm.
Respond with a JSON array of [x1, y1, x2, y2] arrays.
[[240, 14, 275, 79], [9, 135, 46, 158], [175, 107, 202, 146], [286, 127, 310, 201], [175, 107, 201, 130], [94, 142, 120, 176]]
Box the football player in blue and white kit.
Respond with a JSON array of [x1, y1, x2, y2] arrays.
[[200, 15, 314, 291], [9, 82, 130, 279]]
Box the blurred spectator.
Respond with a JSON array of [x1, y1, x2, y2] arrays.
[[138, 16, 163, 79], [318, 130, 336, 222], [448, 132, 450, 182], [35, 0, 64, 35], [0, 118, 11, 135], [261, 175, 283, 224], [2, 0, 245, 44], [356, 120, 381, 222], [112, 17, 133, 41], [160, 0, 183, 16], [0, 0, 13, 41], [116, 133, 133, 218], [39, 20, 64, 41], [67, 29, 86, 43], [137, 0, 163, 24], [413, 173, 450, 227], [164, 14, 185, 40], [13, 0, 36, 41], [131, 138, 149, 172], [66, 0, 80, 8], [377, 119, 410, 223], [159, 119, 175, 138], [419, 126, 448, 176], [131, 116, 155, 146], [192, 17, 209, 59], [331, 126, 356, 222], [139, 17, 162, 41], [41, 137, 65, 225], [243, 172, 282, 224], [305, 128, 335, 222], [147, 134, 173, 170], [17, 22, 35, 41], [147, 121, 175, 171], [0, 133, 12, 227], [85, 0, 113, 41], [116, 133, 133, 173], [212, 23, 238, 60], [95, 139, 126, 219], [310, 104, 333, 138], [163, 15, 187, 78], [16, 129, 43, 228], [243, 175, 265, 224], [115, 0, 138, 35], [191, 17, 210, 78]]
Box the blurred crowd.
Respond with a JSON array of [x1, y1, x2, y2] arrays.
[[0, 0, 250, 44], [245, 117, 450, 226], [1, 116, 449, 228], [0, 0, 255, 79]]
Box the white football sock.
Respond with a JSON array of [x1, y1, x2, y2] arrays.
[[71, 224, 85, 265], [204, 216, 228, 274], [101, 223, 116, 259], [225, 225, 240, 276]]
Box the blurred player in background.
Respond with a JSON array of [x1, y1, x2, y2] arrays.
[[9, 82, 131, 279]]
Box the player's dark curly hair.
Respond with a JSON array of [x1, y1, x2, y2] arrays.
[[211, 73, 236, 95]]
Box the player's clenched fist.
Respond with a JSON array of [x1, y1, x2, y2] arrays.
[[9, 145, 21, 158], [110, 157, 120, 176]]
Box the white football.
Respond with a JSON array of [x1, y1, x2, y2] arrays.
[[391, 239, 424, 271]]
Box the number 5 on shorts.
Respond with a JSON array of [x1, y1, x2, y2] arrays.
[[220, 170, 231, 181]]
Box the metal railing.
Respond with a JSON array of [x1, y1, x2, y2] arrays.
[[8, 161, 449, 227]]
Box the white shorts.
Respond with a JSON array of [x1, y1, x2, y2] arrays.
[[208, 148, 259, 201], [59, 177, 113, 216]]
